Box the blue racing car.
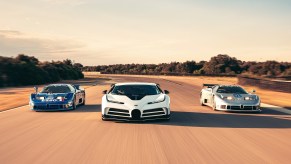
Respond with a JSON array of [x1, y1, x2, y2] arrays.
[[29, 84, 86, 111]]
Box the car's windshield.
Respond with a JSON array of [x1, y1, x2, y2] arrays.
[[216, 86, 247, 94], [111, 85, 161, 95], [41, 85, 72, 93]]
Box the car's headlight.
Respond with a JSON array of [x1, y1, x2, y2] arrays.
[[148, 95, 166, 104], [226, 96, 233, 100], [244, 96, 256, 100], [57, 96, 65, 101], [68, 101, 73, 104], [106, 95, 124, 104], [66, 101, 73, 107], [221, 96, 233, 100], [36, 96, 45, 100]]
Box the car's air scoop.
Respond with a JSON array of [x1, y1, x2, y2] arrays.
[[125, 94, 146, 100]]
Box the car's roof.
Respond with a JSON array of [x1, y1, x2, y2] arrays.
[[114, 82, 157, 86], [47, 84, 71, 86], [218, 85, 242, 87]]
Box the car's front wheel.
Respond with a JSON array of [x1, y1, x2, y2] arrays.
[[81, 98, 85, 105], [101, 115, 109, 121], [200, 93, 206, 106], [72, 97, 77, 110]]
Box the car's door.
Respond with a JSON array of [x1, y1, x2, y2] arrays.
[[78, 86, 85, 100], [71, 85, 81, 104], [208, 86, 218, 105], [76, 89, 82, 104], [203, 88, 212, 104]]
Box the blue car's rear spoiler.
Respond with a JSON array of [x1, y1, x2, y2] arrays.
[[203, 84, 219, 88]]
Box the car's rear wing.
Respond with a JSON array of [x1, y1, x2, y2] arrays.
[[203, 84, 219, 88], [73, 84, 80, 89], [73, 84, 85, 91]]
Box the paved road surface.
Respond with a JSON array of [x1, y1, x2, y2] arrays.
[[1, 75, 291, 164]]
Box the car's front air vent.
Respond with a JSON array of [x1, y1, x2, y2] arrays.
[[107, 108, 130, 117], [125, 95, 146, 100], [143, 108, 164, 113]]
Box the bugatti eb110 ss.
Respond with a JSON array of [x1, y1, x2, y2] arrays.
[[200, 84, 261, 112]]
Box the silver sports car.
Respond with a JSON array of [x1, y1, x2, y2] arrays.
[[200, 84, 261, 112]]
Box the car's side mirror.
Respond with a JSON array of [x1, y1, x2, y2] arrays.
[[34, 86, 38, 93], [251, 89, 256, 93], [102, 90, 107, 94], [164, 90, 170, 94]]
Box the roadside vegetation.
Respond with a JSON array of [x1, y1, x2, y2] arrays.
[[0, 54, 84, 87], [83, 54, 291, 79]]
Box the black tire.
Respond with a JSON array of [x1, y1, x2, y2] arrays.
[[200, 93, 206, 106], [102, 114, 107, 121], [81, 93, 86, 105], [72, 97, 77, 110], [81, 98, 85, 105]]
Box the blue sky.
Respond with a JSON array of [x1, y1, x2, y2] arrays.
[[0, 0, 290, 65]]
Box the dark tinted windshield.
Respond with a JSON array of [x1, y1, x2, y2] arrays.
[[41, 85, 72, 93], [216, 86, 247, 94], [111, 85, 161, 95]]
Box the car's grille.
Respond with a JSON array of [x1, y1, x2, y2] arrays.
[[227, 105, 256, 110], [34, 104, 64, 110], [142, 108, 165, 117], [107, 108, 130, 117]]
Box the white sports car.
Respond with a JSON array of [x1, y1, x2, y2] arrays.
[[200, 84, 261, 112], [101, 82, 171, 121]]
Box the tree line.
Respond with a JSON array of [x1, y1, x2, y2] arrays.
[[0, 54, 84, 87], [82, 54, 291, 78]]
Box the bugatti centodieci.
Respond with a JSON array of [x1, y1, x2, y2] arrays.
[[200, 84, 261, 112], [29, 84, 85, 111], [101, 82, 171, 121]]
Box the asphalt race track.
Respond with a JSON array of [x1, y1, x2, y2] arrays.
[[1, 75, 291, 164]]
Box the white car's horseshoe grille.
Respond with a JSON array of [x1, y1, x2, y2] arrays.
[[142, 108, 165, 117], [108, 108, 130, 117]]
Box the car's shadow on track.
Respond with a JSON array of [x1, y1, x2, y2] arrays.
[[69, 104, 101, 112], [139, 108, 291, 128]]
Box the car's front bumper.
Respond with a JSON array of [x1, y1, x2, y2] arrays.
[[215, 103, 261, 112], [102, 113, 171, 121], [30, 102, 74, 111], [102, 107, 171, 121]]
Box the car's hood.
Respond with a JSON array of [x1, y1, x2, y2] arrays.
[[107, 93, 165, 106], [216, 93, 258, 101], [31, 93, 74, 102]]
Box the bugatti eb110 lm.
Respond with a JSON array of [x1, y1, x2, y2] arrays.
[[29, 84, 85, 111]]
